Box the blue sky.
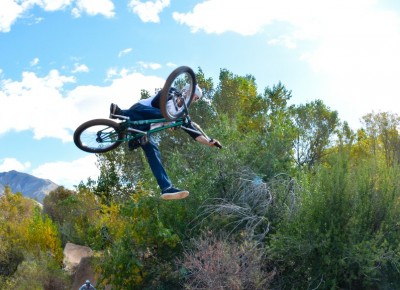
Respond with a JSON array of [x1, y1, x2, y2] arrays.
[[1, 0, 400, 189]]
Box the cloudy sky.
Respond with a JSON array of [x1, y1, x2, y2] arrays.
[[1, 0, 399, 188]]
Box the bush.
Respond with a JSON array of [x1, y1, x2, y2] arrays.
[[268, 153, 400, 289], [0, 253, 70, 290], [181, 233, 273, 290]]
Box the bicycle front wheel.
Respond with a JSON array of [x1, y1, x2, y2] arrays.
[[73, 119, 124, 153], [160, 66, 197, 121]]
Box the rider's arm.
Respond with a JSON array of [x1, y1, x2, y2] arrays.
[[195, 135, 221, 147], [181, 123, 202, 139], [181, 123, 221, 147]]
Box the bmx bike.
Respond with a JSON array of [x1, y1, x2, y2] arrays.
[[73, 66, 220, 154]]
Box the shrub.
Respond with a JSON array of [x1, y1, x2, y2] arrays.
[[181, 233, 273, 290], [268, 153, 400, 289]]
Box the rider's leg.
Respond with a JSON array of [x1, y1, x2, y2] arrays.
[[123, 103, 163, 120], [140, 135, 172, 192], [121, 103, 163, 130]]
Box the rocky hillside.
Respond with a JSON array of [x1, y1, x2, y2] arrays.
[[0, 170, 58, 203]]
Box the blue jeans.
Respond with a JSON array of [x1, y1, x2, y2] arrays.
[[122, 103, 172, 191]]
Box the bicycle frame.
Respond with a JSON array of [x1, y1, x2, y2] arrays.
[[114, 115, 192, 143]]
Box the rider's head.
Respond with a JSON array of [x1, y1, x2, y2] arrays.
[[183, 84, 202, 102], [86, 280, 91, 286]]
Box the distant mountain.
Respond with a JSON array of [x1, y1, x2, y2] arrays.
[[0, 170, 59, 203]]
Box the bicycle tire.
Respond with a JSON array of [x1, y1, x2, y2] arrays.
[[73, 119, 124, 153], [160, 66, 197, 121]]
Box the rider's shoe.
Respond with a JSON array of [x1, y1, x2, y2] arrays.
[[110, 103, 122, 119], [161, 187, 189, 200], [128, 138, 141, 151], [128, 136, 149, 151]]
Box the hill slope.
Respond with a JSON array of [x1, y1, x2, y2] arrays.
[[0, 170, 58, 203]]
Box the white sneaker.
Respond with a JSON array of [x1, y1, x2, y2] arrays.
[[161, 187, 189, 200]]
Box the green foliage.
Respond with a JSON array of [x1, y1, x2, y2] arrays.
[[0, 252, 70, 290], [0, 188, 66, 288], [268, 152, 400, 289], [97, 190, 182, 289], [43, 186, 103, 248]]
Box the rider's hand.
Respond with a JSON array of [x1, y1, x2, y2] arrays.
[[209, 138, 222, 148]]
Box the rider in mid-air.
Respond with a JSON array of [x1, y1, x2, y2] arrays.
[[110, 84, 221, 200]]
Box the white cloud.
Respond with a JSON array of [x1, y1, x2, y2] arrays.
[[174, 0, 400, 128], [32, 155, 99, 189], [0, 0, 72, 33], [268, 36, 296, 49], [72, 63, 89, 73], [128, 0, 170, 23], [30, 57, 39, 66], [0, 0, 114, 32], [106, 67, 118, 79], [73, 0, 115, 18], [173, 0, 271, 35], [303, 6, 400, 126], [0, 68, 165, 141], [38, 0, 73, 11], [137, 61, 162, 70], [0, 69, 76, 141], [166, 62, 177, 68], [0, 0, 25, 32], [118, 48, 133, 58], [0, 158, 31, 172]]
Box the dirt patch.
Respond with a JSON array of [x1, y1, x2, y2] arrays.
[[64, 243, 112, 290], [71, 256, 96, 289]]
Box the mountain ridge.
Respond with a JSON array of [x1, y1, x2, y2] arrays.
[[0, 170, 59, 203]]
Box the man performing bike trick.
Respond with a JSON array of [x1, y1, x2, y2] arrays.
[[109, 83, 221, 200]]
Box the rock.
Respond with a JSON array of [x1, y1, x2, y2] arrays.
[[63, 242, 93, 274], [63, 242, 112, 289]]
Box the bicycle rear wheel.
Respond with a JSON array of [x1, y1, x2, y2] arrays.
[[160, 66, 196, 121], [73, 119, 124, 153]]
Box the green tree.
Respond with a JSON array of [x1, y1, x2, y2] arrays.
[[261, 82, 296, 177], [43, 186, 102, 248], [213, 69, 265, 132], [292, 99, 339, 168], [361, 111, 400, 167]]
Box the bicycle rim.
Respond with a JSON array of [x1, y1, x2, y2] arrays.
[[160, 66, 196, 121], [73, 119, 124, 153]]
